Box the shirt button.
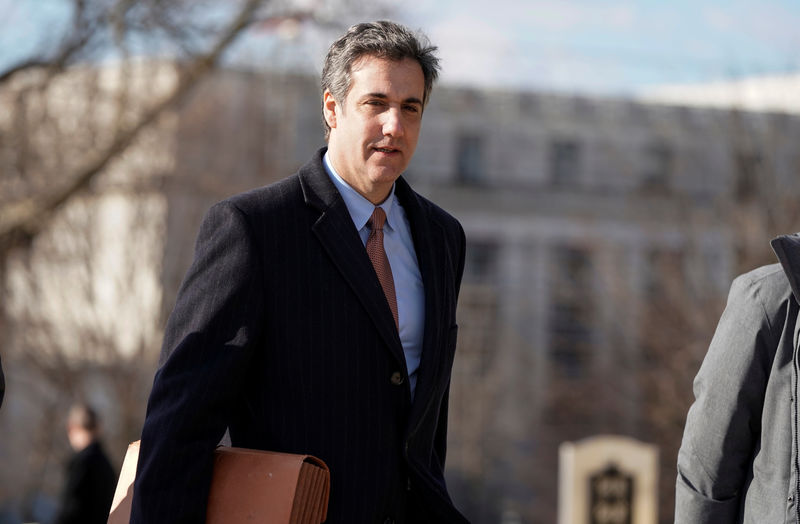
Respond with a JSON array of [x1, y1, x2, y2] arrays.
[[390, 371, 405, 386]]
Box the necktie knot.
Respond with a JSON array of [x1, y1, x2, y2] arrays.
[[368, 207, 386, 232]]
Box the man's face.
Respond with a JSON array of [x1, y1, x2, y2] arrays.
[[324, 55, 425, 204]]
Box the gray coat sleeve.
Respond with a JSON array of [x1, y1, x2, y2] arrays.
[[675, 273, 777, 523]]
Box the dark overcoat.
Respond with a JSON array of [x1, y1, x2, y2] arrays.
[[132, 148, 468, 523], [56, 440, 116, 524]]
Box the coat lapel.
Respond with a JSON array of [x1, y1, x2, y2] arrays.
[[770, 233, 800, 366], [772, 233, 800, 305], [298, 151, 405, 366], [395, 178, 448, 423]]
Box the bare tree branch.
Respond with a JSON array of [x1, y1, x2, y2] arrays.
[[0, 0, 263, 256], [0, 0, 97, 85]]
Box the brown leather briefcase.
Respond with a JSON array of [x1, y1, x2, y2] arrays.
[[107, 440, 330, 524]]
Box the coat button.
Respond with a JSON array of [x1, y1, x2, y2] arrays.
[[390, 371, 405, 386]]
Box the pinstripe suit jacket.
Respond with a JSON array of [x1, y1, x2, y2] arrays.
[[131, 148, 468, 523]]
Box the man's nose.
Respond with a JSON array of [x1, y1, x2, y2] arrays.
[[382, 107, 404, 137]]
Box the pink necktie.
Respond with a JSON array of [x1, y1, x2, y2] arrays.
[[366, 207, 399, 329]]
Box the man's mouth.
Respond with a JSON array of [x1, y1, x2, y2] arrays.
[[374, 147, 399, 154]]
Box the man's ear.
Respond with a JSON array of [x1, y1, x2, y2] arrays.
[[323, 90, 338, 129]]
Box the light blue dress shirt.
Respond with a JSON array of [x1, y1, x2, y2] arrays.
[[323, 152, 425, 400]]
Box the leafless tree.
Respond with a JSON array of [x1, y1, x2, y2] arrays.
[[0, 0, 337, 257]]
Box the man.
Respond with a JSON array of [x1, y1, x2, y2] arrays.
[[132, 21, 469, 523], [56, 403, 117, 524], [675, 233, 800, 523]]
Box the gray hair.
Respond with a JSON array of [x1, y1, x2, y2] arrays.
[[321, 20, 441, 139]]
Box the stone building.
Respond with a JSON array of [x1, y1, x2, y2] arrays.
[[411, 85, 799, 522]]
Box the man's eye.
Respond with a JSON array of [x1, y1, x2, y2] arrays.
[[404, 105, 420, 113]]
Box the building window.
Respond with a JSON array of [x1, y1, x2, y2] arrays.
[[735, 151, 761, 201], [455, 132, 486, 185], [642, 248, 685, 300], [550, 139, 581, 187], [457, 240, 500, 372], [549, 246, 594, 378], [641, 247, 685, 363], [641, 142, 673, 193], [519, 93, 540, 116], [464, 240, 499, 284]]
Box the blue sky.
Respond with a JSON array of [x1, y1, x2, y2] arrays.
[[2, 0, 799, 95], [399, 0, 800, 93]]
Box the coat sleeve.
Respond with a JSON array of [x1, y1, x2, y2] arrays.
[[132, 200, 265, 523], [675, 272, 778, 523]]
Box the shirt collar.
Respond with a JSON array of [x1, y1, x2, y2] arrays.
[[323, 151, 397, 231]]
